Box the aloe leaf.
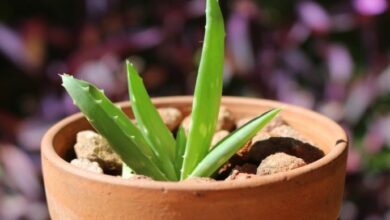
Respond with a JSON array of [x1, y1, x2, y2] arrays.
[[181, 0, 225, 179], [126, 62, 178, 180], [189, 108, 281, 178], [174, 126, 187, 177], [61, 74, 168, 180]]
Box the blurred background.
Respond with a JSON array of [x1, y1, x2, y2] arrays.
[[0, 0, 389, 219]]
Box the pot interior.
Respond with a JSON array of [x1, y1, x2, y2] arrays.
[[52, 97, 345, 170]]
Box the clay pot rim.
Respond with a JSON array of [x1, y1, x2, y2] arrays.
[[42, 96, 347, 191]]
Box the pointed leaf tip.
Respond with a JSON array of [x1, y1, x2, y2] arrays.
[[269, 108, 282, 116]]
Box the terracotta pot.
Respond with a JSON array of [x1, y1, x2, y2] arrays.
[[41, 96, 348, 220]]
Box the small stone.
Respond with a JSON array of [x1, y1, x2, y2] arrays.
[[224, 164, 257, 181], [236, 115, 287, 132], [74, 130, 122, 173], [225, 170, 257, 181], [263, 115, 287, 132], [235, 117, 251, 129], [211, 130, 230, 148], [216, 106, 235, 131], [181, 115, 191, 134], [181, 106, 235, 134], [234, 116, 287, 158], [157, 107, 183, 131], [70, 158, 103, 174], [252, 132, 272, 143], [269, 125, 312, 144], [256, 152, 306, 176], [247, 136, 324, 164], [241, 123, 321, 162]]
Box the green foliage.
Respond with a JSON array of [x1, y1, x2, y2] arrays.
[[190, 109, 281, 177], [174, 126, 187, 176], [127, 62, 178, 180], [0, 165, 3, 177], [180, 0, 225, 180], [61, 75, 168, 180], [62, 0, 280, 181]]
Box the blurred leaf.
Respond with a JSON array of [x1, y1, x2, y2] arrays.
[[364, 148, 390, 172], [0, 164, 3, 177], [256, 0, 295, 25]]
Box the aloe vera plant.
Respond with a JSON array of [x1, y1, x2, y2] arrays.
[[62, 0, 280, 181]]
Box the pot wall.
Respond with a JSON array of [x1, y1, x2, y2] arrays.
[[42, 96, 348, 220]]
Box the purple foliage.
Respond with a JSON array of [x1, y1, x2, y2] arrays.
[[297, 1, 330, 33], [353, 0, 388, 16]]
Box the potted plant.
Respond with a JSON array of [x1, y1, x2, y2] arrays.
[[41, 0, 348, 219]]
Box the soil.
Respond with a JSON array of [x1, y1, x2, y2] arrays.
[[68, 106, 324, 181]]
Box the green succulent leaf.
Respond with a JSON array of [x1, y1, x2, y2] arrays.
[[60, 0, 281, 183], [61, 74, 168, 181], [189, 108, 281, 178], [126, 62, 178, 180], [174, 126, 187, 177], [181, 0, 225, 179]]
